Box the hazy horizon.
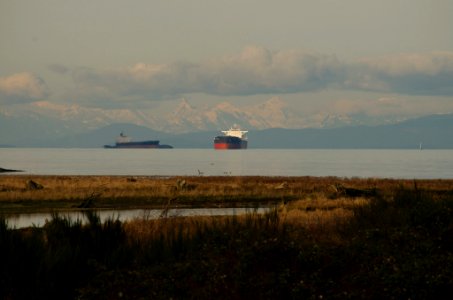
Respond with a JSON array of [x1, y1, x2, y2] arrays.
[[2, 0, 453, 132]]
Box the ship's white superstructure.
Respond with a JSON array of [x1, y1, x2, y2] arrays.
[[221, 125, 248, 140], [116, 132, 132, 143]]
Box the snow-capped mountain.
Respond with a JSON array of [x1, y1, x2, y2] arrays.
[[1, 97, 400, 145], [4, 97, 449, 148], [162, 97, 363, 131]]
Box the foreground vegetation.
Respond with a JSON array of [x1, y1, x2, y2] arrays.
[[1, 177, 453, 299], [2, 175, 453, 213]]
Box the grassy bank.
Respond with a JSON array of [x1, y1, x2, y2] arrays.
[[2, 175, 453, 213], [1, 177, 453, 299]]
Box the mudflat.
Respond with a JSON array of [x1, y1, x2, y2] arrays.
[[1, 175, 453, 214]]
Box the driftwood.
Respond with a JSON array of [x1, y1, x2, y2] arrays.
[[26, 180, 44, 190], [175, 179, 196, 191], [330, 183, 377, 198], [77, 198, 94, 209], [77, 190, 104, 209], [274, 182, 288, 190]]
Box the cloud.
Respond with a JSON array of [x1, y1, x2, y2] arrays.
[[346, 52, 453, 95], [0, 72, 50, 104], [68, 47, 453, 105], [70, 46, 342, 105], [48, 64, 69, 75], [202, 46, 341, 95]]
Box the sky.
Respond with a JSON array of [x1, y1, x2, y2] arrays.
[[1, 0, 453, 121]]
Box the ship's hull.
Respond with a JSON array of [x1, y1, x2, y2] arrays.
[[104, 140, 164, 149], [214, 136, 247, 150]]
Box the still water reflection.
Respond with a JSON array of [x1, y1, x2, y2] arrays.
[[4, 207, 269, 229]]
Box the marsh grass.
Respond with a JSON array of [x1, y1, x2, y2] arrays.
[[1, 177, 453, 298], [2, 175, 453, 213]]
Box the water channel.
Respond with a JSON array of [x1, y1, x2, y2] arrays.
[[3, 207, 270, 229]]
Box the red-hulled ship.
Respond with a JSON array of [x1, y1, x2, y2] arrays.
[[214, 125, 248, 149]]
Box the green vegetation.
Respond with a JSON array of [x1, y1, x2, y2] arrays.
[[1, 181, 453, 299]]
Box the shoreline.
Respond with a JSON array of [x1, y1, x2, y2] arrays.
[[3, 176, 453, 298], [2, 175, 453, 214]]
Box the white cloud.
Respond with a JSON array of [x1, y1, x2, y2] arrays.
[[63, 47, 453, 106], [358, 52, 453, 76], [0, 72, 50, 104], [348, 52, 453, 95], [69, 46, 342, 105]]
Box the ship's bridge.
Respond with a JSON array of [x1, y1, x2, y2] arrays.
[[222, 125, 248, 139], [116, 132, 132, 143]]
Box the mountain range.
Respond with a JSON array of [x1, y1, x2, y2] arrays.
[[1, 98, 452, 148]]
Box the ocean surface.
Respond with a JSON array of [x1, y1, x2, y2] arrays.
[[1, 148, 453, 179]]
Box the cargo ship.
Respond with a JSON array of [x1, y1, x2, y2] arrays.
[[104, 132, 173, 149], [214, 125, 248, 149]]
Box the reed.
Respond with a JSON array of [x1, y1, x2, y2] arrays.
[[1, 176, 453, 298], [2, 175, 453, 213]]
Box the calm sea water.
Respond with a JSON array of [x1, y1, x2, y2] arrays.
[[2, 148, 452, 228], [1, 148, 452, 179]]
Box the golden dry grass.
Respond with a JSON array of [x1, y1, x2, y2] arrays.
[[120, 193, 370, 247], [3, 178, 452, 299], [1, 175, 453, 214]]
